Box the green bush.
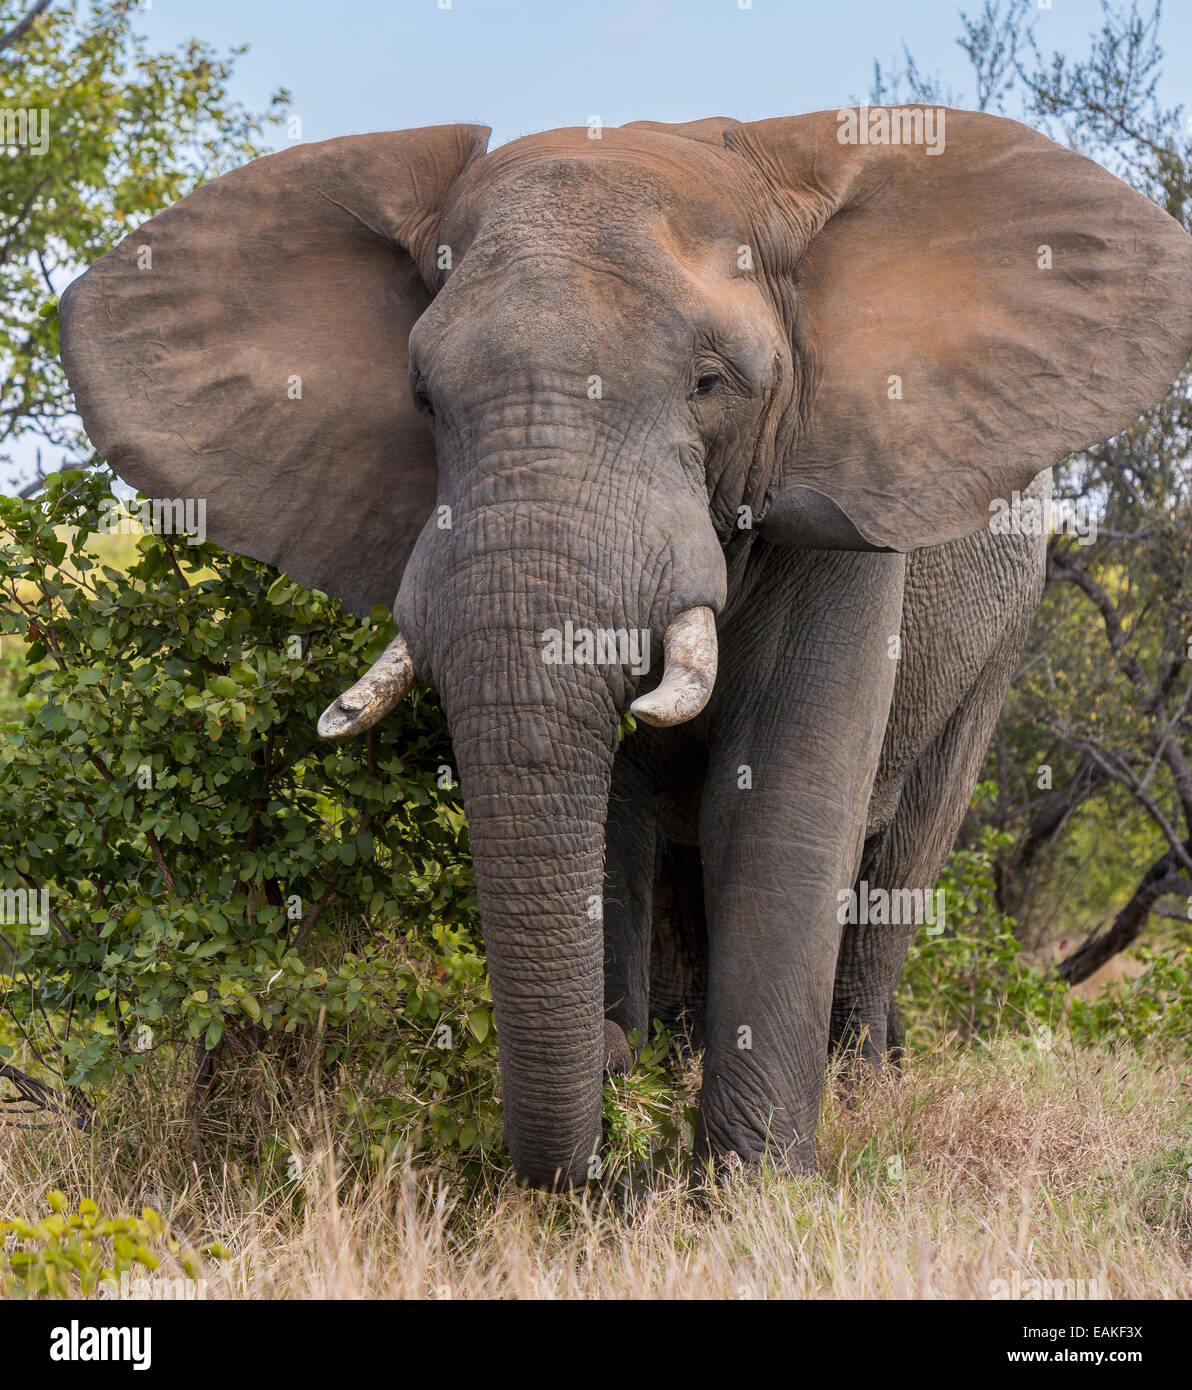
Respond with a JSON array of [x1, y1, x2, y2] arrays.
[[898, 800, 1192, 1057], [0, 468, 501, 1172], [898, 820, 1063, 1048], [1069, 946, 1192, 1052], [0, 1190, 228, 1299]]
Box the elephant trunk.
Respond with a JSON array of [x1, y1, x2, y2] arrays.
[[383, 432, 726, 1185], [440, 639, 617, 1188], [316, 607, 719, 1181]]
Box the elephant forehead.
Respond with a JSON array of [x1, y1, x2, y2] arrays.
[[412, 235, 775, 393], [441, 126, 757, 263]]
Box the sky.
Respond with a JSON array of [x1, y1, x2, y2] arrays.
[[9, 0, 1192, 489], [130, 0, 1190, 151]]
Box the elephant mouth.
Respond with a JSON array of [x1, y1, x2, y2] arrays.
[[317, 605, 719, 741]]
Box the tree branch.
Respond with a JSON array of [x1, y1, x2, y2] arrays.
[[1049, 548, 1154, 699], [16, 869, 74, 944], [0, 1057, 89, 1128], [0, 0, 52, 56], [1069, 738, 1192, 878], [1057, 858, 1192, 985]]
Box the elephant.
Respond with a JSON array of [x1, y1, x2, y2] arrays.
[[59, 108, 1192, 1188]]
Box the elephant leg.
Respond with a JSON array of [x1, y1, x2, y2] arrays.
[[648, 840, 709, 1050], [696, 547, 906, 1172], [603, 751, 657, 1043], [829, 912, 916, 1066], [831, 620, 1034, 1063]]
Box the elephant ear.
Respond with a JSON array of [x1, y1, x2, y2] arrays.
[[60, 124, 490, 616], [726, 108, 1192, 552]]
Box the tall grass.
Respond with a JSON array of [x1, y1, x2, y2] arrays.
[[2, 1038, 1188, 1299]]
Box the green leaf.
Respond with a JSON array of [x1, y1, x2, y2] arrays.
[[467, 1010, 490, 1043]]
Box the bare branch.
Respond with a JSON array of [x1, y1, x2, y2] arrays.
[[1057, 860, 1192, 985], [1067, 738, 1192, 878], [0, 1057, 89, 1129], [0, 0, 52, 56]]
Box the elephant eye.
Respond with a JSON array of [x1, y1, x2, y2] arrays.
[[692, 372, 722, 399], [413, 385, 434, 419]]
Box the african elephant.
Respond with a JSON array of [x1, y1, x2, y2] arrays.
[[59, 108, 1192, 1188]]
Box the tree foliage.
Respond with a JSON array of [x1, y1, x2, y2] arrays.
[[0, 469, 508, 1171]]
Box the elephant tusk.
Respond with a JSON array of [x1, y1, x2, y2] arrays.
[[629, 606, 718, 728], [317, 633, 415, 740]]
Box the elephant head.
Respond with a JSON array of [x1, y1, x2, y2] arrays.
[[60, 110, 1192, 1186]]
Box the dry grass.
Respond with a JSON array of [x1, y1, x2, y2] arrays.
[[2, 1038, 1189, 1299]]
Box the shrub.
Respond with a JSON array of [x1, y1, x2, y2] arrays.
[[0, 1190, 227, 1299], [899, 804, 1192, 1057], [0, 468, 499, 1172], [1068, 946, 1192, 1052], [898, 820, 1064, 1048]]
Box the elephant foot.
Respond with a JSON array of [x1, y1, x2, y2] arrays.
[[602, 1018, 633, 1077], [691, 1102, 817, 1189]]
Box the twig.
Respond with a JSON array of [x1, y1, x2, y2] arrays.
[[0, 1057, 89, 1129], [0, 0, 51, 54], [84, 750, 179, 895]]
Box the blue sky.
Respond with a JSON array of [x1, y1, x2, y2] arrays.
[[130, 0, 1192, 150]]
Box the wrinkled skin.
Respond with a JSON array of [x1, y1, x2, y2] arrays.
[[612, 474, 1049, 1173], [59, 111, 1192, 1187]]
